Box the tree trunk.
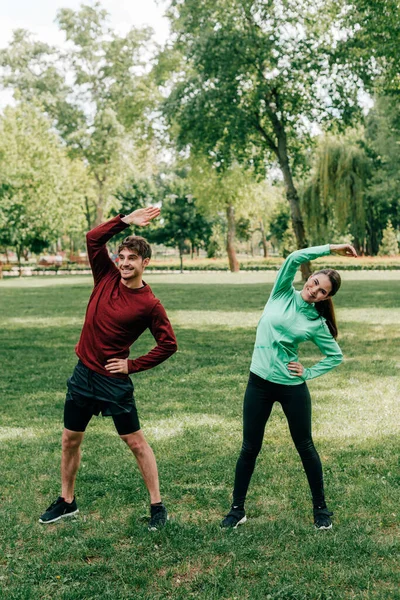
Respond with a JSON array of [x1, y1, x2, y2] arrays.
[[352, 238, 363, 256], [94, 175, 106, 227], [226, 204, 240, 272], [84, 196, 93, 230], [259, 220, 268, 258], [16, 245, 22, 277], [179, 249, 184, 273], [257, 102, 311, 279], [276, 133, 311, 280]]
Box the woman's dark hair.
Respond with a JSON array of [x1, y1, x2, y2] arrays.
[[313, 269, 341, 339], [117, 235, 152, 260]]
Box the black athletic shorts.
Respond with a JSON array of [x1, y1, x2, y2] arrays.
[[64, 360, 140, 435]]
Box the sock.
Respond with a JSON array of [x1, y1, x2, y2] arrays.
[[150, 501, 164, 515]]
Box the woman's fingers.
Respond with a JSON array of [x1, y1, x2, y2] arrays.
[[287, 362, 304, 376], [331, 243, 358, 257]]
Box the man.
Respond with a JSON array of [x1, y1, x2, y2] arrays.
[[39, 207, 177, 530]]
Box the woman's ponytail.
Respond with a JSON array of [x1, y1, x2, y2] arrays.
[[315, 298, 338, 338], [313, 269, 341, 339]]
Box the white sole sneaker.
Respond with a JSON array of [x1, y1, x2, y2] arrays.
[[39, 509, 79, 525], [315, 522, 332, 530], [233, 515, 247, 528], [221, 514, 247, 529]]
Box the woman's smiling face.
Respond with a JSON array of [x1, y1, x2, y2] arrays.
[[301, 273, 332, 303]]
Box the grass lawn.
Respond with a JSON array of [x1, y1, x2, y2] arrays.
[[0, 273, 398, 600]]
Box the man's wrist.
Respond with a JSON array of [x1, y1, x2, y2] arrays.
[[121, 214, 134, 225]]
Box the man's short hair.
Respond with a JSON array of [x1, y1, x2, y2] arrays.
[[117, 236, 152, 260]]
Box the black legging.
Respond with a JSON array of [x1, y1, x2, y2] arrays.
[[233, 371, 325, 509]]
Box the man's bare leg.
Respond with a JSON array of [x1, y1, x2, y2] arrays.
[[120, 430, 161, 504], [61, 428, 85, 503]]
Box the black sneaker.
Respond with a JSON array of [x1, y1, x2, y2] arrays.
[[148, 503, 168, 531], [220, 507, 247, 529], [313, 506, 333, 530], [39, 496, 79, 524]]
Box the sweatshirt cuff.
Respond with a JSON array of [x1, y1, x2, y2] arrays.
[[118, 214, 130, 226]]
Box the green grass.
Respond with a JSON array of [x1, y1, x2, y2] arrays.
[[0, 274, 399, 600]]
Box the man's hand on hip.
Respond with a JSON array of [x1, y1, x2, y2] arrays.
[[105, 358, 129, 374], [121, 206, 160, 227]]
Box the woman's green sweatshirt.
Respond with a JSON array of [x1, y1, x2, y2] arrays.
[[250, 245, 343, 385]]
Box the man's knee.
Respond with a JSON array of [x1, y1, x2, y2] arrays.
[[120, 430, 148, 456], [62, 428, 84, 451]]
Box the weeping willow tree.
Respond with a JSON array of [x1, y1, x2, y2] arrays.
[[302, 134, 371, 253]]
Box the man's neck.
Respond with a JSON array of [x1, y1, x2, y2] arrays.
[[120, 276, 144, 290]]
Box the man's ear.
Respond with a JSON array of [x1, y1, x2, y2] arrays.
[[143, 257, 150, 268]]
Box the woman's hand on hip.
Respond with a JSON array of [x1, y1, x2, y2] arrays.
[[287, 362, 304, 377], [329, 243, 358, 257]]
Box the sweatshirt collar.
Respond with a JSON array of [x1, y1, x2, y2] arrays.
[[119, 280, 151, 294], [295, 290, 318, 315]]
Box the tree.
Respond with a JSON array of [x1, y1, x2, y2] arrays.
[[164, 0, 369, 277], [364, 96, 400, 254], [301, 131, 370, 253], [301, 95, 400, 255], [0, 103, 87, 267], [342, 0, 400, 93], [189, 158, 273, 271], [267, 201, 296, 257], [378, 221, 399, 256], [0, 3, 157, 226], [148, 174, 212, 271]]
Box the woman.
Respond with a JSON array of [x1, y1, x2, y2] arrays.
[[221, 243, 357, 530]]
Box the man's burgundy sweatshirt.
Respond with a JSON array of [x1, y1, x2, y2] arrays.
[[75, 215, 177, 378]]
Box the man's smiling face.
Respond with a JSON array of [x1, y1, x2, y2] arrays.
[[118, 247, 149, 283]]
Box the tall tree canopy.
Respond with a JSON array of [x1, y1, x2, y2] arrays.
[[364, 96, 400, 253], [301, 95, 400, 255], [163, 0, 369, 276], [0, 103, 88, 263], [301, 132, 370, 253], [0, 2, 158, 226], [343, 0, 400, 93]]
